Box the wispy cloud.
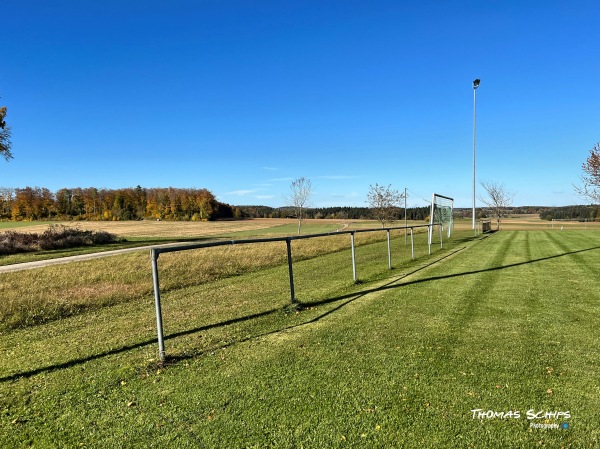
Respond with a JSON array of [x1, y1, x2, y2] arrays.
[[268, 177, 294, 182], [256, 195, 276, 200], [223, 189, 258, 196], [262, 166, 278, 171], [332, 192, 360, 199], [317, 175, 361, 180]]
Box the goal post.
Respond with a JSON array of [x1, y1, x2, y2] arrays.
[[428, 193, 454, 248]]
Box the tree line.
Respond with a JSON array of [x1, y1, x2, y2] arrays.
[[2, 185, 598, 223], [0, 186, 240, 221], [236, 205, 431, 221], [538, 205, 600, 221], [0, 185, 435, 222]]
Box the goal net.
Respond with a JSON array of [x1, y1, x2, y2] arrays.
[[428, 193, 454, 246]]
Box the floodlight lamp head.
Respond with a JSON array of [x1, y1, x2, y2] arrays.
[[473, 79, 480, 89]]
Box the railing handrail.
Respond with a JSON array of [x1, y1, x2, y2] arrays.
[[150, 221, 444, 361], [151, 223, 435, 257]]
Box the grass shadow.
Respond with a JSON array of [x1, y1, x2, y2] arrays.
[[301, 244, 600, 307], [1, 245, 468, 381], [0, 308, 280, 382], [8, 234, 578, 382]]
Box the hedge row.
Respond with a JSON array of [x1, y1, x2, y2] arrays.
[[0, 225, 121, 255]]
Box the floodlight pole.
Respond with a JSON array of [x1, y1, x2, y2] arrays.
[[472, 79, 480, 235]]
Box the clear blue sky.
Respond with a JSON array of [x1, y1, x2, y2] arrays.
[[2, 0, 599, 209]]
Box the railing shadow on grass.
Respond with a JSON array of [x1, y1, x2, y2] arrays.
[[0, 244, 468, 382], [0, 308, 280, 383], [299, 244, 600, 308], [4, 241, 597, 383]]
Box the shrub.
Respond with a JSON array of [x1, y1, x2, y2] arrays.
[[0, 231, 38, 255], [0, 225, 121, 255]]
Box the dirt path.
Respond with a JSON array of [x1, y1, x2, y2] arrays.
[[0, 243, 184, 274]]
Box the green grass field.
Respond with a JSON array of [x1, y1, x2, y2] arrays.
[[1, 230, 599, 447], [0, 221, 56, 229]]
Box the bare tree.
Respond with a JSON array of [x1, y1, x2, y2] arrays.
[[286, 177, 312, 234], [479, 180, 515, 230], [0, 106, 13, 161], [367, 183, 404, 228], [575, 142, 600, 204]]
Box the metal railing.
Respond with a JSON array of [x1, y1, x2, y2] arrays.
[[150, 223, 444, 361]]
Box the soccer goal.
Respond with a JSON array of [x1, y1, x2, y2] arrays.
[[428, 193, 454, 249]]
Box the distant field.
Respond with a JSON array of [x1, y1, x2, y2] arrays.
[[0, 221, 56, 230], [2, 217, 598, 269], [0, 219, 285, 237], [0, 218, 377, 238], [0, 219, 377, 266], [4, 215, 592, 239]]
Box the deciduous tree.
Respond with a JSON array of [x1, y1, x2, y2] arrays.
[[367, 183, 404, 228], [575, 142, 600, 204], [479, 180, 515, 230], [286, 177, 312, 234], [0, 187, 14, 219], [0, 106, 13, 161]]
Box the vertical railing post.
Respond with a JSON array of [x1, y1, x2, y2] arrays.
[[439, 224, 443, 249], [386, 229, 392, 270], [350, 232, 357, 282], [404, 187, 408, 246], [286, 238, 296, 304], [151, 249, 166, 362], [410, 227, 415, 260], [428, 225, 432, 255]]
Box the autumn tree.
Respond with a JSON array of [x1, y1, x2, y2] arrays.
[[11, 187, 54, 220], [479, 180, 515, 230], [367, 183, 404, 228], [55, 188, 73, 216], [575, 142, 600, 204], [3, 186, 223, 222], [82, 187, 100, 219], [0, 106, 13, 161], [286, 177, 312, 234], [0, 187, 15, 219], [194, 188, 218, 220]]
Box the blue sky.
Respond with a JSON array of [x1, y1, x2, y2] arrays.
[[1, 0, 599, 209]]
